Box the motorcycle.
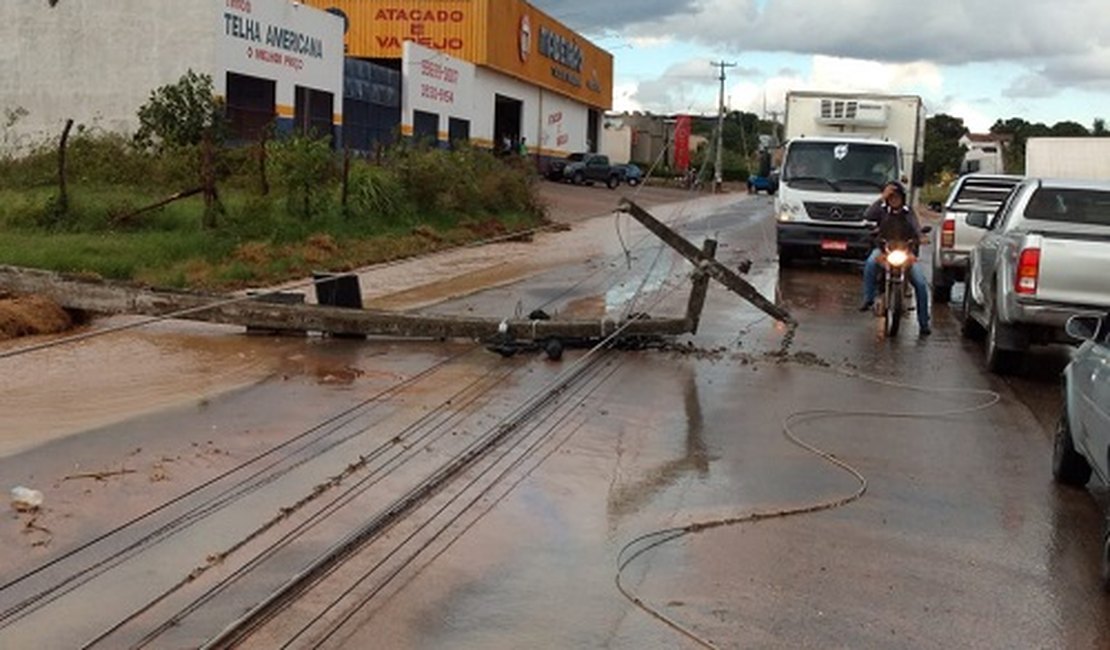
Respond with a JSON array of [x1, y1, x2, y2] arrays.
[[873, 226, 931, 338]]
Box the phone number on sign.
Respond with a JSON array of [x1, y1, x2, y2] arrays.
[[421, 84, 454, 104]]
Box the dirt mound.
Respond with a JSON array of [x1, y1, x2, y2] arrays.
[[0, 295, 73, 341]]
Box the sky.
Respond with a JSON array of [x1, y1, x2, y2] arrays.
[[531, 0, 1110, 133]]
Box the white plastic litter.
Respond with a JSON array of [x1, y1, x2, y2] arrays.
[[10, 486, 43, 512]]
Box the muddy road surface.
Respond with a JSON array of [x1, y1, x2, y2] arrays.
[[1, 192, 1108, 649]]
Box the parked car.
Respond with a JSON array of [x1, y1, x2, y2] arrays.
[[746, 171, 779, 195], [561, 153, 620, 189], [614, 163, 643, 186], [932, 174, 1023, 303], [545, 153, 586, 182], [1051, 313, 1110, 590], [962, 178, 1110, 373]]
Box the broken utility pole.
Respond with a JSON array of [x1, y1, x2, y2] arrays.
[[619, 198, 796, 326]]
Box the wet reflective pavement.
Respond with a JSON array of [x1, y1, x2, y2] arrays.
[[2, 194, 1108, 648]]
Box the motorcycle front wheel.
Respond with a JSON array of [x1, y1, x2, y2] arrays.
[[885, 281, 904, 337]]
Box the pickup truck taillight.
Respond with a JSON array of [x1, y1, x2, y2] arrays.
[[941, 218, 956, 248], [1015, 248, 1041, 295]]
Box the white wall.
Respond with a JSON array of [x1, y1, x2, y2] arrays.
[[401, 42, 476, 141], [0, 0, 343, 154], [398, 48, 590, 156], [217, 0, 345, 119], [0, 0, 216, 152], [599, 123, 631, 164], [536, 90, 588, 156]]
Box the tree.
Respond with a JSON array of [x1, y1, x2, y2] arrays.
[[135, 70, 224, 150], [991, 118, 1038, 173], [1094, 118, 1107, 136], [924, 113, 967, 183], [1050, 120, 1089, 137]]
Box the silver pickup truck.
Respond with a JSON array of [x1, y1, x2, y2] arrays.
[[963, 178, 1110, 374], [932, 174, 1023, 303]]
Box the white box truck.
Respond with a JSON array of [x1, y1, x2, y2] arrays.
[[774, 91, 926, 264], [1026, 138, 1110, 180]]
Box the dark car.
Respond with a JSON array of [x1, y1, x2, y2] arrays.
[[562, 153, 620, 189], [615, 163, 643, 186], [1052, 313, 1110, 589], [545, 153, 586, 182]]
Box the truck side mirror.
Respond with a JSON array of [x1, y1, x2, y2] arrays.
[[966, 212, 989, 229], [912, 162, 926, 188]]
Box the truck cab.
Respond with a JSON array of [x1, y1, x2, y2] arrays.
[[774, 137, 903, 263]]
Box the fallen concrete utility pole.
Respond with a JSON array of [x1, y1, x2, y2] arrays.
[[0, 265, 697, 342], [619, 199, 796, 326]]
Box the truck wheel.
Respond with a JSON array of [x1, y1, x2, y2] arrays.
[[573, 171, 585, 185], [1102, 521, 1110, 593], [606, 175, 620, 190], [986, 311, 1022, 375], [1052, 410, 1092, 486], [777, 245, 795, 268]]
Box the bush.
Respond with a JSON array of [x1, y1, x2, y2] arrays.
[[135, 70, 225, 151], [348, 162, 407, 222], [271, 134, 336, 220]]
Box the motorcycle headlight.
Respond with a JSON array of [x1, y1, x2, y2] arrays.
[[887, 250, 909, 267]]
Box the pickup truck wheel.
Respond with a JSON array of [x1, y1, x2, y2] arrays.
[[1052, 410, 1092, 486], [932, 273, 952, 304], [606, 175, 620, 190], [960, 284, 986, 340], [986, 311, 1022, 375], [573, 171, 585, 185]]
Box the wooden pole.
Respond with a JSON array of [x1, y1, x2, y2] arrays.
[[57, 119, 74, 216], [341, 147, 351, 215]]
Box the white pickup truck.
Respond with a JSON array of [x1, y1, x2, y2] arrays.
[[931, 174, 1023, 303], [963, 178, 1110, 373]]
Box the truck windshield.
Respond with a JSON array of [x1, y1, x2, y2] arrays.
[[783, 142, 899, 194], [1024, 188, 1110, 227]]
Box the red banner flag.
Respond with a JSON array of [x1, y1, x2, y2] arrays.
[[674, 115, 691, 172]]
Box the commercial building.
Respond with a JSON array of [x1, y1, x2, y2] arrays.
[[304, 0, 614, 157], [0, 0, 345, 153]]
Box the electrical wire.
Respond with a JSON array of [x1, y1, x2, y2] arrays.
[[615, 361, 1002, 649]]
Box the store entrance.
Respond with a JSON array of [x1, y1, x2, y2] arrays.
[[493, 94, 522, 155]]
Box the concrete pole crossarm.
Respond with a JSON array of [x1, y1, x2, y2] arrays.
[[618, 200, 796, 326]]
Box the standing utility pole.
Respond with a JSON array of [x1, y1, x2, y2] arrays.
[[711, 61, 737, 193]]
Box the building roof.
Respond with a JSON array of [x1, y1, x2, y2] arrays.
[[964, 132, 1013, 144]]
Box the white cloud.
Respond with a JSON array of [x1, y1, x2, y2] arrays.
[[538, 0, 1110, 93], [625, 55, 945, 116]]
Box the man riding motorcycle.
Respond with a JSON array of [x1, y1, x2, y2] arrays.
[[859, 182, 932, 337]]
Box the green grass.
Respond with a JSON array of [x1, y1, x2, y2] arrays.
[[0, 138, 547, 290]]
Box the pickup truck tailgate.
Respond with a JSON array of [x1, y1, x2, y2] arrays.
[[1036, 234, 1110, 307]]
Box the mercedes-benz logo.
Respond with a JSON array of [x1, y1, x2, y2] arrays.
[[830, 206, 844, 220]]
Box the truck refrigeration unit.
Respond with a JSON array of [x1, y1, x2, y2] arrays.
[[774, 92, 926, 264]]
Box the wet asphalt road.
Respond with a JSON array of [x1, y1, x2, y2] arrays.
[[326, 195, 1110, 648], [2, 192, 1108, 648]]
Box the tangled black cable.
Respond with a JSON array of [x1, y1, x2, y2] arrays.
[[615, 363, 1002, 649]]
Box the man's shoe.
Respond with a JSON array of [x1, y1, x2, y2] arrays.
[[859, 301, 874, 312], [920, 325, 932, 337]]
